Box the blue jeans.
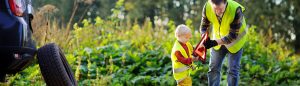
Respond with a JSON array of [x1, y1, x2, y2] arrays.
[[208, 46, 243, 86]]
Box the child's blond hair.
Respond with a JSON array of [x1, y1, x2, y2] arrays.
[[175, 24, 191, 40]]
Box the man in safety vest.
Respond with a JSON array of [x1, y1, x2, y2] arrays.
[[171, 24, 198, 86], [200, 0, 247, 86]]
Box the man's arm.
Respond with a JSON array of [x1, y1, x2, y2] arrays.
[[200, 4, 211, 35], [200, 4, 218, 49]]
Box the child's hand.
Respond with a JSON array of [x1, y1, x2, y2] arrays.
[[192, 56, 199, 61]]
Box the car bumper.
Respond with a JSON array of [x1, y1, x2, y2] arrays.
[[0, 46, 37, 74]]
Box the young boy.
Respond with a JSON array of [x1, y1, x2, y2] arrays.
[[171, 24, 198, 86]]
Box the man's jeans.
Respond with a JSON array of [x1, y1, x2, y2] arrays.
[[208, 46, 243, 86]]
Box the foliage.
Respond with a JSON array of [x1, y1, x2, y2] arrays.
[[2, 15, 299, 85], [31, 0, 300, 51]]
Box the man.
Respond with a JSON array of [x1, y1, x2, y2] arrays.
[[199, 0, 247, 86]]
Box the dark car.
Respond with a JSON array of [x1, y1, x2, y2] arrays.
[[0, 0, 77, 85]]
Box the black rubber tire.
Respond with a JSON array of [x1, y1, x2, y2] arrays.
[[0, 72, 5, 82], [37, 43, 77, 86]]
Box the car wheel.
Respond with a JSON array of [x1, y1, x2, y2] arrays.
[[0, 72, 5, 82], [37, 43, 77, 86]]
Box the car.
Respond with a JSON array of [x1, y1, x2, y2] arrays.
[[0, 0, 77, 85]]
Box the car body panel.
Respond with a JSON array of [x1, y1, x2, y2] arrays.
[[0, 0, 36, 74]]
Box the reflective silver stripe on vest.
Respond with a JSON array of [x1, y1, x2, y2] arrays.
[[173, 66, 190, 73], [176, 77, 187, 84], [225, 27, 248, 48]]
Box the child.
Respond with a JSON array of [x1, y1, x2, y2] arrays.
[[171, 24, 198, 86]]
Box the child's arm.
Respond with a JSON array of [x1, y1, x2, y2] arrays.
[[175, 51, 192, 65]]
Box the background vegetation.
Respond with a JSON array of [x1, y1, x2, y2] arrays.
[[31, 0, 300, 52], [1, 0, 300, 85]]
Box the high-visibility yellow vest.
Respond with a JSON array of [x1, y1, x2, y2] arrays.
[[205, 0, 248, 53], [171, 41, 193, 83]]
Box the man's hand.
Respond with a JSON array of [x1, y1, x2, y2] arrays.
[[203, 37, 218, 49]]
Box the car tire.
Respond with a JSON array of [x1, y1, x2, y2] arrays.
[[0, 72, 5, 82], [37, 43, 77, 86]]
